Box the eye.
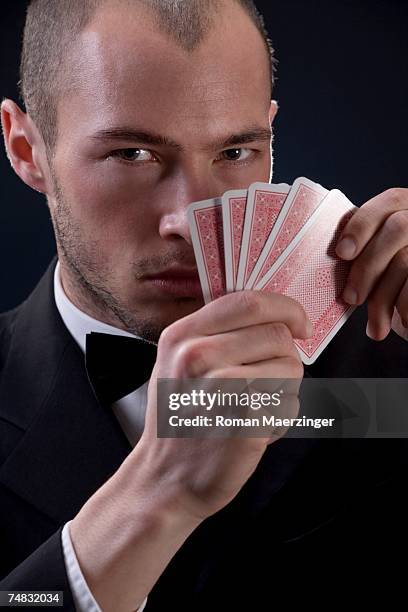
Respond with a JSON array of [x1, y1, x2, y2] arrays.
[[218, 148, 254, 163], [109, 148, 156, 163]]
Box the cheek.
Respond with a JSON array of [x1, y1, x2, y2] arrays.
[[60, 161, 158, 237]]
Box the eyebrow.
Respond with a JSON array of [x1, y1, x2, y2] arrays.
[[89, 126, 272, 151], [215, 128, 272, 150]]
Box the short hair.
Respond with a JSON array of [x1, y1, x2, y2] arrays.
[[19, 0, 276, 157]]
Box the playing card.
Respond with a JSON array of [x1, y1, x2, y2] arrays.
[[255, 189, 357, 364], [235, 182, 290, 290], [222, 189, 248, 292], [187, 197, 226, 304], [245, 177, 328, 289]]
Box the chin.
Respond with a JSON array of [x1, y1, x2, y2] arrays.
[[159, 297, 203, 325], [163, 296, 203, 318]]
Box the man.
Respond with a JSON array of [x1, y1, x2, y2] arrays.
[[0, 0, 407, 610]]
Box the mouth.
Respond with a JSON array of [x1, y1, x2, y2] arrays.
[[143, 267, 203, 298]]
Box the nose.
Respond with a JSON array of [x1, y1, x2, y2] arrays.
[[157, 166, 220, 245]]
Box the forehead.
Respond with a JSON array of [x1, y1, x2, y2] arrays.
[[57, 2, 271, 143]]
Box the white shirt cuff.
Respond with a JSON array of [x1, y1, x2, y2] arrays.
[[61, 520, 148, 612]]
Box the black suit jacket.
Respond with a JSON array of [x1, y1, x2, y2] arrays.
[[1, 257, 407, 610]]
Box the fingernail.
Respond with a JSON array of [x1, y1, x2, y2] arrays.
[[306, 319, 314, 336], [342, 285, 357, 304], [336, 236, 356, 259]]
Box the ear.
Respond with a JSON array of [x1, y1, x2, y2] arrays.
[[269, 99, 278, 125], [1, 98, 49, 194]]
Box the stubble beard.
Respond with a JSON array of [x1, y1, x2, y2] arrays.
[[49, 174, 174, 344]]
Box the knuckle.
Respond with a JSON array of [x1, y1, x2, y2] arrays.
[[347, 218, 362, 236], [392, 246, 408, 271], [268, 321, 292, 346], [384, 210, 408, 235], [386, 187, 407, 208], [159, 323, 181, 350], [237, 290, 262, 317], [175, 340, 208, 377]]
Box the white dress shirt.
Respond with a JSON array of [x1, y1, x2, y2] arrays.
[[54, 262, 148, 612]]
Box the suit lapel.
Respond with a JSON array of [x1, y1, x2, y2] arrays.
[[0, 258, 132, 525]]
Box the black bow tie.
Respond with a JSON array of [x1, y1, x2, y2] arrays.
[[85, 332, 158, 406]]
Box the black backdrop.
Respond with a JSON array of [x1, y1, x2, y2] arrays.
[[1, 0, 407, 312]]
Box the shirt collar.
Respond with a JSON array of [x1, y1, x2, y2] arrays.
[[54, 260, 140, 354]]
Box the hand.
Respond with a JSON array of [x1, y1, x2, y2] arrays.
[[139, 290, 312, 521], [69, 291, 311, 611], [335, 188, 408, 341]]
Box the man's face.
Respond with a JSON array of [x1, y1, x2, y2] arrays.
[[49, 1, 275, 342]]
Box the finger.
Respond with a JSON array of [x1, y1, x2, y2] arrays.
[[391, 304, 408, 341], [209, 355, 304, 380], [173, 290, 313, 340], [342, 220, 408, 305], [395, 278, 408, 327], [365, 248, 408, 340], [179, 322, 301, 377], [218, 322, 301, 364], [335, 188, 408, 261]]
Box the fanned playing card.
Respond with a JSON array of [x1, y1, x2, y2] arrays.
[[187, 178, 359, 364], [255, 189, 357, 364], [235, 182, 290, 290], [246, 177, 328, 289], [222, 189, 248, 293], [187, 197, 226, 304]]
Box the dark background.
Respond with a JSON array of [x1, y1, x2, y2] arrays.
[[1, 0, 407, 312]]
